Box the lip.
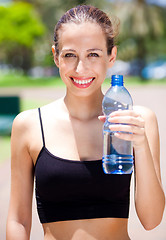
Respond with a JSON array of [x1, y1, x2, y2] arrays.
[[70, 77, 95, 89]]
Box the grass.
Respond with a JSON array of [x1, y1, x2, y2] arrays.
[[0, 71, 166, 88], [20, 99, 51, 111], [0, 72, 65, 87]]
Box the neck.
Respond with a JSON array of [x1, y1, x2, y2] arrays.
[[64, 89, 104, 121]]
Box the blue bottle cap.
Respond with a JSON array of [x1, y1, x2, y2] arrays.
[[111, 75, 124, 86]]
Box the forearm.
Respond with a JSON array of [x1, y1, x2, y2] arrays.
[[106, 107, 165, 229], [6, 220, 30, 240], [134, 138, 165, 230]]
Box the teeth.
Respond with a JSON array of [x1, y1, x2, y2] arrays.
[[72, 78, 94, 84]]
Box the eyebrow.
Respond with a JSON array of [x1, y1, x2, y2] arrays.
[[61, 49, 76, 53], [61, 48, 103, 53], [87, 48, 103, 52]]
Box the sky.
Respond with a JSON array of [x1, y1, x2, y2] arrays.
[[146, 0, 166, 7], [108, 0, 166, 8], [0, 0, 11, 5]]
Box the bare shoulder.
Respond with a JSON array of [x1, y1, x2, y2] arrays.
[[11, 108, 43, 165], [12, 98, 64, 140], [12, 108, 38, 134]]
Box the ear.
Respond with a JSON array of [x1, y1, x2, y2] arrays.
[[108, 46, 117, 68], [52, 45, 59, 68]]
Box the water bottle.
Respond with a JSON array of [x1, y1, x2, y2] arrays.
[[102, 75, 134, 174]]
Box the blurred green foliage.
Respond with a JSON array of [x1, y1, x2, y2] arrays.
[[0, 2, 45, 46], [14, 0, 107, 32], [0, 0, 166, 76], [12, 0, 108, 69], [109, 0, 166, 62], [0, 2, 45, 71]]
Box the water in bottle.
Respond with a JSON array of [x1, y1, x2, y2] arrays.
[[102, 75, 134, 174]]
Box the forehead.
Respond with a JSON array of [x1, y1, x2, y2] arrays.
[[58, 22, 107, 51]]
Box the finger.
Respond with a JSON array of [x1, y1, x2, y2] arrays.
[[108, 116, 145, 128], [98, 115, 106, 122], [114, 132, 146, 144], [109, 124, 145, 135], [110, 110, 140, 117], [114, 132, 135, 141]]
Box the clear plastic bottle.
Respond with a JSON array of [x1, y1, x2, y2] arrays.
[[102, 75, 134, 174]]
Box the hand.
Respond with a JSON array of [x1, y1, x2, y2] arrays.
[[99, 110, 146, 149]]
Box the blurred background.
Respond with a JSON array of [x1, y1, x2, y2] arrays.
[[0, 0, 166, 239], [0, 0, 166, 80]]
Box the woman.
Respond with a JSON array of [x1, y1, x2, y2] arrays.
[[6, 5, 165, 240]]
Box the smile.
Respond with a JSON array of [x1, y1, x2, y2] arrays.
[[72, 77, 94, 84], [70, 77, 95, 88]]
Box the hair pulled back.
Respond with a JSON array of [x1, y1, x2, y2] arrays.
[[54, 5, 119, 55]]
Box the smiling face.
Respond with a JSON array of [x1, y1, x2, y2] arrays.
[[54, 22, 116, 97]]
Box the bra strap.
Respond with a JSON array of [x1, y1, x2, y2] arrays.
[[38, 108, 45, 147]]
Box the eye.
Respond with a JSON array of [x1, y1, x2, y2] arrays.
[[88, 53, 100, 57], [64, 53, 76, 58]]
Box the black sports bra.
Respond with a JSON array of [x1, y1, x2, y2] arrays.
[[34, 108, 132, 223]]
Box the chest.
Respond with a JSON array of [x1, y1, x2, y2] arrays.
[[35, 150, 132, 203], [45, 117, 103, 161]]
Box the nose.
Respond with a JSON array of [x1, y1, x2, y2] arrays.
[[75, 59, 87, 74]]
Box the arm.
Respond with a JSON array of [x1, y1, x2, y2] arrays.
[[132, 106, 165, 230], [106, 106, 165, 230], [6, 112, 34, 240]]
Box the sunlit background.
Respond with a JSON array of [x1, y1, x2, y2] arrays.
[[0, 1, 166, 239], [0, 0, 166, 80]]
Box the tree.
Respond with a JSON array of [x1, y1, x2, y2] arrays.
[[0, 2, 45, 72], [13, 0, 107, 34], [12, 0, 108, 68], [109, 0, 166, 76]]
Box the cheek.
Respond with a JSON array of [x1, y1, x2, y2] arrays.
[[97, 61, 109, 74], [59, 61, 69, 74], [58, 62, 67, 78], [89, 58, 108, 69], [59, 59, 76, 71]]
